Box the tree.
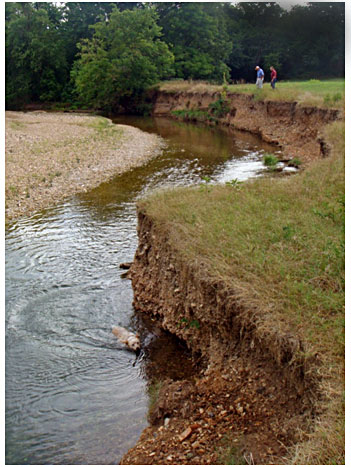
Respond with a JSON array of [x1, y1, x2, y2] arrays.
[[226, 1, 344, 81], [61, 3, 126, 68], [225, 2, 286, 81], [281, 2, 345, 79], [155, 2, 232, 82], [6, 2, 68, 108], [5, 1, 345, 109], [72, 7, 174, 112]]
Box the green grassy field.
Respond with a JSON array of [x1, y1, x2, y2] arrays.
[[137, 120, 345, 464], [159, 78, 345, 109]]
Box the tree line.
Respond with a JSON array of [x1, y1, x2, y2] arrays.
[[5, 2, 345, 112]]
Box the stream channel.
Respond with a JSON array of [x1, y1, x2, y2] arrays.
[[5, 116, 279, 464]]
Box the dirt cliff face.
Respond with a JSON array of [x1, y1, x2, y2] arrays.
[[153, 91, 340, 163], [120, 211, 319, 465], [131, 212, 313, 390], [120, 93, 339, 464]]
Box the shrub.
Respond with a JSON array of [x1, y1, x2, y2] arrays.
[[72, 8, 174, 112], [263, 154, 279, 167], [208, 90, 230, 118], [288, 157, 302, 167]]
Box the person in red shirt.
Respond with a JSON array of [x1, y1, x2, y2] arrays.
[[270, 66, 277, 89]]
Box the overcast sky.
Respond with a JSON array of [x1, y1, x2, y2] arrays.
[[231, 0, 343, 9]]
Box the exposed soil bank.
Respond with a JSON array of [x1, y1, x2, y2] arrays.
[[152, 90, 341, 163], [5, 111, 163, 222], [120, 94, 343, 465], [120, 212, 317, 465]]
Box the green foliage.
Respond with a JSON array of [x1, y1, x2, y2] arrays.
[[171, 91, 230, 124], [171, 109, 214, 123], [178, 317, 200, 330], [5, 2, 345, 109], [60, 3, 124, 67], [263, 52, 282, 73], [72, 7, 174, 112], [201, 176, 212, 184], [218, 443, 247, 465], [225, 2, 344, 82], [263, 154, 279, 167], [288, 158, 302, 168], [225, 178, 243, 188], [155, 3, 232, 82], [324, 92, 342, 106], [282, 224, 296, 240], [6, 2, 68, 108], [312, 198, 345, 225], [189, 320, 200, 329], [208, 91, 230, 118]]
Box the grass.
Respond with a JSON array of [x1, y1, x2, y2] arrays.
[[263, 153, 279, 167], [94, 117, 123, 138], [28, 117, 122, 158], [137, 120, 345, 464], [10, 120, 26, 130], [171, 93, 231, 124], [5, 113, 129, 222], [171, 108, 214, 123], [216, 437, 248, 465], [86, 116, 114, 131], [80, 116, 122, 138], [288, 157, 302, 168], [158, 79, 345, 109]]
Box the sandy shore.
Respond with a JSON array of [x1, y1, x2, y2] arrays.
[[5, 111, 164, 222]]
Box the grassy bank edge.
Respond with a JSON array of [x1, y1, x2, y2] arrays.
[[137, 120, 345, 464], [157, 79, 345, 110]]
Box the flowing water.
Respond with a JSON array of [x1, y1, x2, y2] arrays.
[[5, 116, 279, 464]]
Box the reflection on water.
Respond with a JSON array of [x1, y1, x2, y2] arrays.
[[6, 116, 278, 464]]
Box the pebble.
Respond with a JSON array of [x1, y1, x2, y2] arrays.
[[179, 426, 192, 442], [236, 404, 244, 414], [6, 111, 163, 222]]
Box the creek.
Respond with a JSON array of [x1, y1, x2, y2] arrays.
[[5, 116, 279, 464]]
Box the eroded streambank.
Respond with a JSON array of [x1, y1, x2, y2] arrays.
[[152, 89, 341, 163], [121, 213, 316, 465], [120, 94, 343, 465]]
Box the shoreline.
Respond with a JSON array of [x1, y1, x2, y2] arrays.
[[151, 88, 341, 164], [119, 96, 344, 464], [121, 120, 344, 465], [5, 104, 344, 464], [5, 111, 164, 223]]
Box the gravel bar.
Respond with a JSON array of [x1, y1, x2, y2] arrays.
[[5, 111, 164, 222]]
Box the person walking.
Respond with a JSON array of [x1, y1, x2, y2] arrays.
[[270, 66, 277, 89], [255, 66, 264, 89]]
